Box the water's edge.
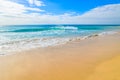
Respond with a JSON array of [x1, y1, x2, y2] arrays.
[[0, 31, 118, 56]]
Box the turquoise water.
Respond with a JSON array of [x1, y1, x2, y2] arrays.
[[0, 25, 120, 55], [0, 25, 120, 39]]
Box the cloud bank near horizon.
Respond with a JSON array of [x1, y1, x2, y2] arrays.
[[0, 0, 120, 25]]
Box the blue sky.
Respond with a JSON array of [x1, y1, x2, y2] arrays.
[[0, 0, 120, 25], [11, 0, 120, 14], [42, 0, 120, 14]]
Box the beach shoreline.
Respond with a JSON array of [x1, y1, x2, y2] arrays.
[[1, 25, 120, 55], [0, 33, 120, 80]]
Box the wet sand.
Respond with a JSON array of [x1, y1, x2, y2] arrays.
[[0, 34, 120, 80]]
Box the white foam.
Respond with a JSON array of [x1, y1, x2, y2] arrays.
[[0, 35, 11, 45], [0, 38, 71, 55], [98, 31, 117, 36], [0, 31, 118, 55], [54, 26, 78, 30]]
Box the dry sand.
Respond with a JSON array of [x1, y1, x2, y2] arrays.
[[86, 55, 120, 80], [0, 34, 120, 80]]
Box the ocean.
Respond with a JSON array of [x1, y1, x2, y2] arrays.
[[0, 25, 120, 55]]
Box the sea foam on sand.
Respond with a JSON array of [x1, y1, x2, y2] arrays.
[[0, 31, 118, 55], [0, 32, 120, 80]]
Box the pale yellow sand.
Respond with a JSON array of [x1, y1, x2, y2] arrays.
[[86, 55, 120, 80], [0, 34, 120, 80]]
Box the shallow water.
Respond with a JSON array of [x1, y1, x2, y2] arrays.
[[0, 25, 120, 55]]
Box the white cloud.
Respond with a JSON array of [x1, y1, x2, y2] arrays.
[[82, 4, 120, 18], [0, 0, 120, 25], [0, 0, 43, 16], [28, 0, 45, 6], [79, 4, 120, 24]]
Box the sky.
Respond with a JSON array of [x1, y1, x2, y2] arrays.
[[0, 0, 120, 25]]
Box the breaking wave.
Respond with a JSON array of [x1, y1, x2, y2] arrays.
[[0, 31, 118, 55]]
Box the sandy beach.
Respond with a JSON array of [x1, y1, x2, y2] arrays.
[[0, 33, 120, 80]]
